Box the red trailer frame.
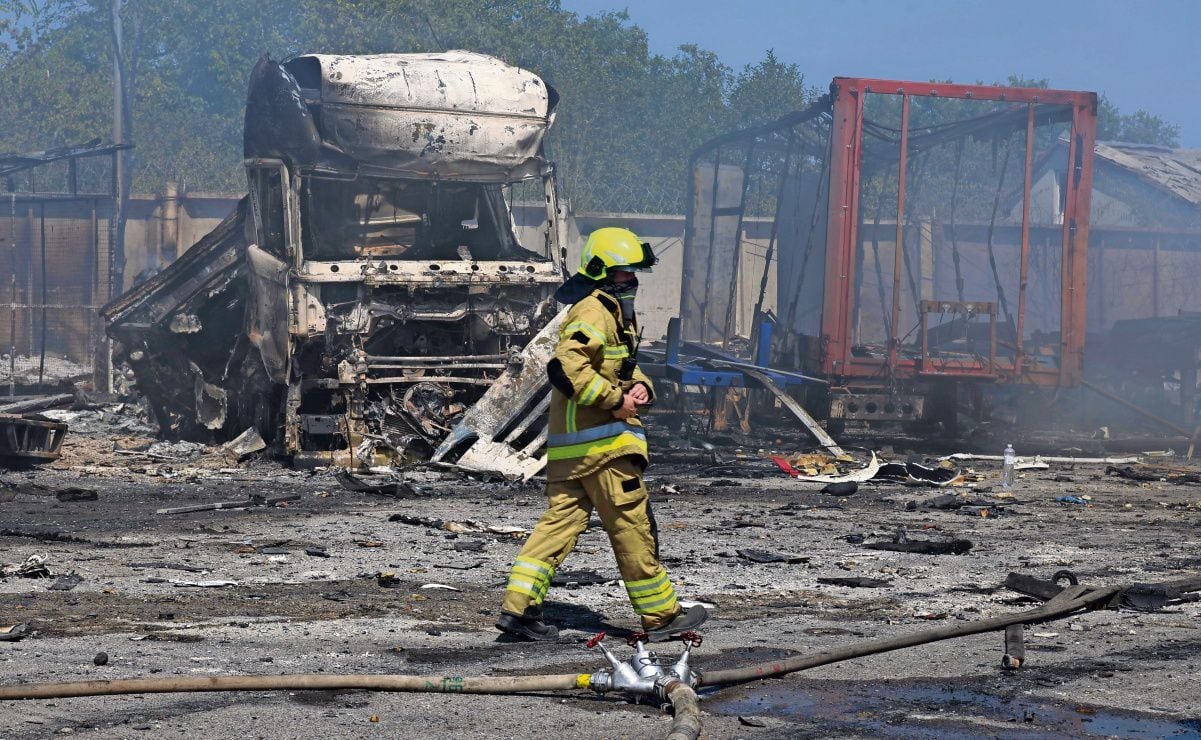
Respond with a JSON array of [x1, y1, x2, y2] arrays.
[[821, 78, 1097, 388]]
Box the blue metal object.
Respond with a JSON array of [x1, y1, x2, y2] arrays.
[[661, 315, 807, 390]]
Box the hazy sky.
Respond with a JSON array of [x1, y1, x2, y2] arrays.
[[560, 0, 1200, 147]]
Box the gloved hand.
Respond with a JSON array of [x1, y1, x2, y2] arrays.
[[611, 393, 638, 419], [627, 383, 651, 406]]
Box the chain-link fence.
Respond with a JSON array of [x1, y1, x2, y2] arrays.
[[0, 195, 114, 393], [0, 144, 120, 394]]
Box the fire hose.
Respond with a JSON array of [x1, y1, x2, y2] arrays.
[[1, 576, 1197, 740], [696, 582, 1121, 687]]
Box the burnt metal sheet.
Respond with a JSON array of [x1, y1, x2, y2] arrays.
[[103, 199, 274, 442], [0, 141, 131, 179], [430, 308, 566, 479], [244, 244, 290, 383], [280, 52, 557, 181], [299, 259, 563, 285]]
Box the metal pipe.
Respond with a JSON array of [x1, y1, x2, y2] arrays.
[[368, 363, 506, 371], [888, 95, 909, 373], [8, 194, 16, 397], [24, 204, 32, 382], [698, 148, 723, 341], [919, 303, 928, 369], [682, 354, 830, 385], [719, 140, 758, 348], [1080, 380, 1193, 437], [750, 128, 797, 351], [1153, 238, 1161, 318], [0, 303, 103, 310], [1058, 129, 1080, 386], [364, 376, 494, 386], [160, 181, 179, 263], [365, 354, 508, 363], [943, 452, 1139, 465], [109, 1, 128, 298], [1015, 103, 1034, 376], [37, 200, 47, 389], [88, 198, 98, 391]]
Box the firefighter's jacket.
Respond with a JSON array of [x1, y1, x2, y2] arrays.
[[545, 289, 654, 482]]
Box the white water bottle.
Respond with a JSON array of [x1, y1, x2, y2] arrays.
[[1002, 444, 1016, 488]]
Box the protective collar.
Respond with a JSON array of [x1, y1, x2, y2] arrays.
[[554, 273, 599, 305]]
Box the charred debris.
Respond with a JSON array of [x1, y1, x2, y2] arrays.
[[103, 52, 568, 470]]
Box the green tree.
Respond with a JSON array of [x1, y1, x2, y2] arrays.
[[727, 49, 810, 129], [1097, 95, 1179, 146]]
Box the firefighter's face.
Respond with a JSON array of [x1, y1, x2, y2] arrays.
[[611, 269, 637, 284]]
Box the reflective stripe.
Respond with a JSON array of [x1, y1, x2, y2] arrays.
[[548, 421, 642, 447], [546, 429, 647, 462], [634, 591, 678, 615], [627, 580, 673, 603], [625, 570, 670, 594], [565, 400, 578, 434], [505, 577, 543, 599], [625, 570, 678, 615], [603, 344, 630, 359], [506, 556, 554, 604], [514, 556, 554, 579], [562, 321, 605, 345], [512, 565, 551, 586], [578, 375, 608, 405]]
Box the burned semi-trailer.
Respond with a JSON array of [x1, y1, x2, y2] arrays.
[[679, 78, 1098, 432], [104, 52, 568, 467]]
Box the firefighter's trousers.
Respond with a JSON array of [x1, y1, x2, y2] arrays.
[[501, 455, 681, 630]]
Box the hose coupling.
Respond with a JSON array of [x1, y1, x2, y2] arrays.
[[586, 632, 649, 694], [584, 631, 699, 696]]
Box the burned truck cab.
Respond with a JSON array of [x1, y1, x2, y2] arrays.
[[241, 52, 566, 466]]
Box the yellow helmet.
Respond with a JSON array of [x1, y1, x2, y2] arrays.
[[579, 227, 656, 280]]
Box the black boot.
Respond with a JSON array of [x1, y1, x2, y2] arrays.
[[496, 606, 559, 642], [646, 604, 709, 642]]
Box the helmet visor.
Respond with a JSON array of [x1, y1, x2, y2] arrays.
[[624, 242, 657, 272]]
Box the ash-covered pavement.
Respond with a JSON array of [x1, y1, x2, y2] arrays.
[[2, 410, 1200, 738]]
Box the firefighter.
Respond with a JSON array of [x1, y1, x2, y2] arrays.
[[496, 227, 709, 642]]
